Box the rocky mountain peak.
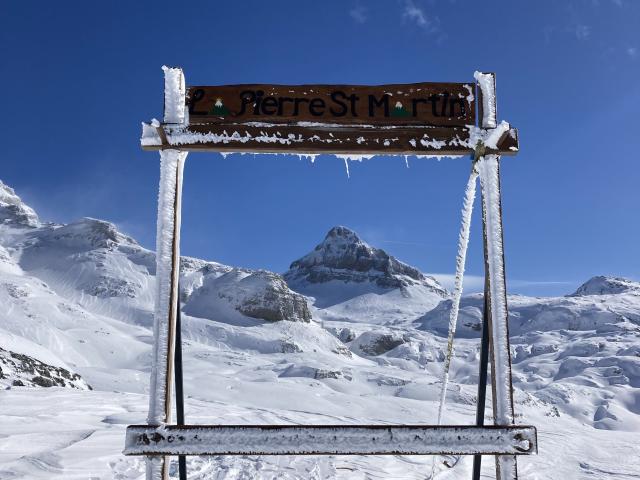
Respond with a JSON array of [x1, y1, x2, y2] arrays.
[[0, 179, 39, 228], [284, 226, 446, 295], [324, 225, 362, 247], [569, 276, 640, 297]]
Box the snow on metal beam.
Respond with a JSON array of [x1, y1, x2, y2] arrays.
[[124, 425, 537, 456]]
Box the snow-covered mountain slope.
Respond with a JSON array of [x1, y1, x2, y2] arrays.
[[569, 275, 640, 297], [419, 278, 640, 432], [285, 226, 448, 325], [0, 179, 638, 479]]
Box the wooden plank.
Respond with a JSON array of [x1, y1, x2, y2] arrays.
[[146, 151, 186, 480], [146, 66, 189, 480], [124, 425, 537, 457], [142, 124, 519, 156], [479, 155, 519, 480], [472, 246, 492, 480], [186, 82, 476, 127]]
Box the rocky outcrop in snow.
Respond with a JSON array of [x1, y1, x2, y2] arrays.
[[350, 331, 408, 356], [285, 226, 446, 295], [236, 271, 312, 322], [0, 347, 90, 390], [184, 269, 311, 323], [0, 179, 39, 227]]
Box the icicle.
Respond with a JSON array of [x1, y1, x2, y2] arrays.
[[430, 164, 478, 478], [343, 158, 350, 178], [436, 165, 478, 423], [404, 155, 410, 169]]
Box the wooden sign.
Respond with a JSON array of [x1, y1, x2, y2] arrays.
[[142, 77, 519, 156], [187, 83, 475, 127]]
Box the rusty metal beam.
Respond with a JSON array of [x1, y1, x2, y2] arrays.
[[124, 425, 537, 457]]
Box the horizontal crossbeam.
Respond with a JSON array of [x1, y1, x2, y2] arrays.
[[124, 424, 537, 456], [140, 123, 519, 156]]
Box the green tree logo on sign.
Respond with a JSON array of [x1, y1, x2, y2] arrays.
[[391, 101, 410, 117], [209, 98, 230, 116]]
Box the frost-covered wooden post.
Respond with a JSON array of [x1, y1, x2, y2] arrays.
[[475, 71, 518, 480], [146, 66, 188, 480]]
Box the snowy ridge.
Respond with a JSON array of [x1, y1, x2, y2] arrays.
[[569, 275, 640, 297]]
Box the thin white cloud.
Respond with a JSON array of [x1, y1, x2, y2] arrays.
[[349, 5, 367, 24], [432, 273, 575, 295], [380, 239, 432, 248], [573, 24, 591, 40], [402, 0, 429, 28], [431, 274, 485, 293], [400, 0, 445, 43], [627, 47, 637, 58]]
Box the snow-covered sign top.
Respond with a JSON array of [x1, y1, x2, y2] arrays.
[[141, 68, 518, 157]]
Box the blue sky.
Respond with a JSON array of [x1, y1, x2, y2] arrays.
[[1, 0, 639, 296]]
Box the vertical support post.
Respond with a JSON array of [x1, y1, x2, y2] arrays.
[[472, 71, 494, 480], [146, 66, 188, 480], [478, 155, 517, 480], [475, 71, 517, 480], [472, 261, 491, 479], [175, 284, 187, 480]]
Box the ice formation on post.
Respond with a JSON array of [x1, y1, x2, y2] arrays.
[[146, 149, 187, 480], [162, 66, 186, 125], [145, 457, 164, 480], [474, 71, 497, 129], [148, 149, 187, 427], [477, 154, 518, 479], [435, 166, 479, 427], [430, 166, 479, 479]]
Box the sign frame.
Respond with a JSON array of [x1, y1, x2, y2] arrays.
[[126, 66, 534, 480]]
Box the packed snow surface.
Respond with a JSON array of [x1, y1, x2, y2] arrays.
[[0, 180, 638, 479]]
